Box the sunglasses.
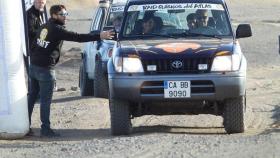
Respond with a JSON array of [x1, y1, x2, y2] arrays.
[[57, 12, 69, 17]]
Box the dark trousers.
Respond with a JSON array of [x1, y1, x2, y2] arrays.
[[28, 64, 55, 130]]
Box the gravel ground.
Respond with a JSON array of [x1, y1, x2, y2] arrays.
[[1, 0, 280, 157]]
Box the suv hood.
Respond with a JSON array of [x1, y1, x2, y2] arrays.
[[118, 38, 235, 59]]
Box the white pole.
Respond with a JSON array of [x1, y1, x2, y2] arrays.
[[0, 0, 29, 139], [279, 35, 280, 54]]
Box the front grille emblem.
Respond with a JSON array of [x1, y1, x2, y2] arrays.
[[171, 60, 183, 69]]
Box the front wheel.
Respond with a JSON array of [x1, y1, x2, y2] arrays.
[[109, 98, 132, 135], [94, 60, 108, 98], [223, 96, 246, 134]]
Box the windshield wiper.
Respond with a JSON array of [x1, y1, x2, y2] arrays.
[[183, 32, 222, 39], [128, 33, 177, 39], [149, 33, 177, 38]]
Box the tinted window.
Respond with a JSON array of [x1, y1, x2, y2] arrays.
[[122, 3, 232, 38], [91, 8, 105, 31]]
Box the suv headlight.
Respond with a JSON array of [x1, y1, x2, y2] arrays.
[[211, 53, 241, 72], [113, 57, 144, 73], [113, 56, 122, 72]]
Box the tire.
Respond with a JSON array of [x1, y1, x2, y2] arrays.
[[223, 96, 246, 134], [79, 61, 94, 96], [94, 60, 108, 98], [109, 98, 132, 135]]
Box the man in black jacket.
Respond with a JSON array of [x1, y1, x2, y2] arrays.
[[28, 4, 114, 137], [25, 0, 47, 137]]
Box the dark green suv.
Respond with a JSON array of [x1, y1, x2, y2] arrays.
[[108, 0, 252, 135]]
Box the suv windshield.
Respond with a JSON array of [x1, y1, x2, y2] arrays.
[[122, 3, 232, 38]]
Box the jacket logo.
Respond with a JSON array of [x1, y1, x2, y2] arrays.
[[37, 28, 50, 48], [171, 60, 183, 69], [40, 28, 48, 40]]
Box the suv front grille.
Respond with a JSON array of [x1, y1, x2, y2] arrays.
[[140, 80, 215, 95], [142, 58, 212, 74]]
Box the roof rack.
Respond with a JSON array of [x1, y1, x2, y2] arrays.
[[100, 0, 127, 4], [99, 0, 112, 4]]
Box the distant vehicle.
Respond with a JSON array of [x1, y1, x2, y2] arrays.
[[79, 0, 126, 97], [108, 0, 252, 135]]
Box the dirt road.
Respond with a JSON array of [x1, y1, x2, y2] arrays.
[[0, 0, 280, 157]]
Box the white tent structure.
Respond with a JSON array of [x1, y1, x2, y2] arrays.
[[0, 0, 29, 139]]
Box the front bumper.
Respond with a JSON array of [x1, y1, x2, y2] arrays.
[[109, 72, 246, 102]]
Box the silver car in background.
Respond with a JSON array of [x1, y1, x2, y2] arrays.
[[79, 0, 126, 98]]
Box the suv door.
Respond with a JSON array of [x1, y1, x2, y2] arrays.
[[86, 7, 107, 78]]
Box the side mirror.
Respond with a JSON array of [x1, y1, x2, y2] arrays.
[[103, 26, 115, 31], [236, 24, 252, 39]]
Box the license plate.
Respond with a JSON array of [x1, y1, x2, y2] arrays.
[[164, 81, 191, 98]]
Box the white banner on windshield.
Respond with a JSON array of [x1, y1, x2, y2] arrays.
[[111, 6, 125, 12], [128, 3, 225, 12]]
